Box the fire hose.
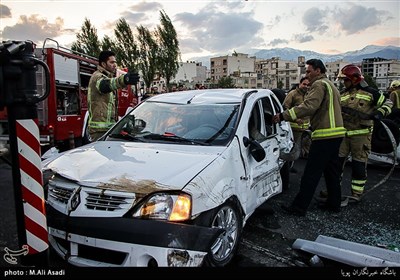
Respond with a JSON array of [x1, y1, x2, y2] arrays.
[[339, 107, 398, 204], [286, 106, 399, 205], [363, 119, 397, 195]]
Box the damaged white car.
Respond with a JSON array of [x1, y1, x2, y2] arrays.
[[42, 88, 295, 267]]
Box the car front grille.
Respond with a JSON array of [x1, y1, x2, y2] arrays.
[[85, 191, 131, 211], [47, 178, 135, 214], [48, 186, 73, 204]]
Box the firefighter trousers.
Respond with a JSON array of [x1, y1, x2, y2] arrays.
[[291, 137, 343, 211], [339, 134, 370, 194]]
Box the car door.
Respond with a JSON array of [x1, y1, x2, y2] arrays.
[[243, 97, 281, 214], [269, 93, 294, 157]]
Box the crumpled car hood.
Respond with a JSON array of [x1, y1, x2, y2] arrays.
[[43, 141, 225, 191]]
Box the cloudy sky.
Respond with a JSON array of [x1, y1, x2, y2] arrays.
[[1, 0, 399, 62]]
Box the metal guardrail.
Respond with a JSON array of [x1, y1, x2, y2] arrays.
[[293, 235, 400, 267]]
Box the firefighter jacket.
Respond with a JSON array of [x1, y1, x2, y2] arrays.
[[283, 88, 310, 131], [340, 85, 392, 135], [282, 74, 345, 140], [390, 89, 400, 109], [88, 66, 126, 132]]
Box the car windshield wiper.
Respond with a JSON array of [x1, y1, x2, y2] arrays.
[[108, 133, 146, 142], [143, 132, 209, 146]]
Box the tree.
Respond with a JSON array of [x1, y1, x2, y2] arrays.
[[217, 76, 235, 88], [137, 25, 159, 92], [364, 73, 378, 90], [71, 18, 101, 58], [277, 80, 284, 89], [113, 18, 138, 71], [101, 35, 116, 53], [156, 10, 180, 92]]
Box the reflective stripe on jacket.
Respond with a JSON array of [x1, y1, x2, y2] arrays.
[[341, 85, 393, 134], [390, 89, 400, 109], [88, 66, 125, 132], [289, 121, 310, 130], [283, 74, 345, 140], [283, 88, 310, 131]]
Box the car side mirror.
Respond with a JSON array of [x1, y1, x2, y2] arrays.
[[243, 136, 266, 162]]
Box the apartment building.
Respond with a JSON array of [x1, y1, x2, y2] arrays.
[[210, 53, 256, 82], [161, 53, 400, 93], [171, 61, 207, 86], [325, 60, 352, 87], [373, 60, 400, 91], [233, 71, 258, 89], [254, 56, 305, 90], [362, 57, 388, 78], [209, 54, 307, 90]]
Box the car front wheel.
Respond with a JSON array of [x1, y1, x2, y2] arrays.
[[203, 202, 243, 267]]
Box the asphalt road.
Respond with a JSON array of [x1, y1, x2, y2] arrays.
[[232, 157, 400, 271], [0, 156, 399, 276]]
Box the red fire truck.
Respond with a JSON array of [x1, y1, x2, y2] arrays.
[[0, 38, 138, 154]]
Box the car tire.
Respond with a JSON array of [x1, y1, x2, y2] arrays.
[[202, 201, 243, 267], [280, 161, 290, 190], [386, 108, 400, 128], [371, 119, 400, 154]]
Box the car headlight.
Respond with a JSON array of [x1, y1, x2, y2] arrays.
[[43, 169, 55, 185], [42, 169, 56, 198], [132, 192, 191, 222]]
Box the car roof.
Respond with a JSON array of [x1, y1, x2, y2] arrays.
[[147, 88, 273, 104]]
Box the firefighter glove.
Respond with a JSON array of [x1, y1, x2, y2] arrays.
[[272, 113, 283, 124], [371, 110, 383, 121], [124, 72, 140, 85]]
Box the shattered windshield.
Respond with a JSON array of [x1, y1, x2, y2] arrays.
[[107, 102, 239, 146]]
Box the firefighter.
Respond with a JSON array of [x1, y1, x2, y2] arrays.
[[283, 77, 311, 171], [273, 59, 346, 216], [88, 50, 139, 141], [333, 64, 392, 202], [389, 80, 400, 109]]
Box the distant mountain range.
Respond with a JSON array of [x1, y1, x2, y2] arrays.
[[192, 45, 400, 69], [253, 45, 400, 63]]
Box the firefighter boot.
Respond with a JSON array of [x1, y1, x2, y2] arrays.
[[348, 191, 362, 203], [348, 160, 366, 203], [315, 189, 328, 203]]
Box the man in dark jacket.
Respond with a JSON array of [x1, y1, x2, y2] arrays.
[[273, 59, 345, 216]]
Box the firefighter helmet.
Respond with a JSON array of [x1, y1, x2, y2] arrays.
[[337, 64, 364, 84], [390, 80, 400, 88]]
